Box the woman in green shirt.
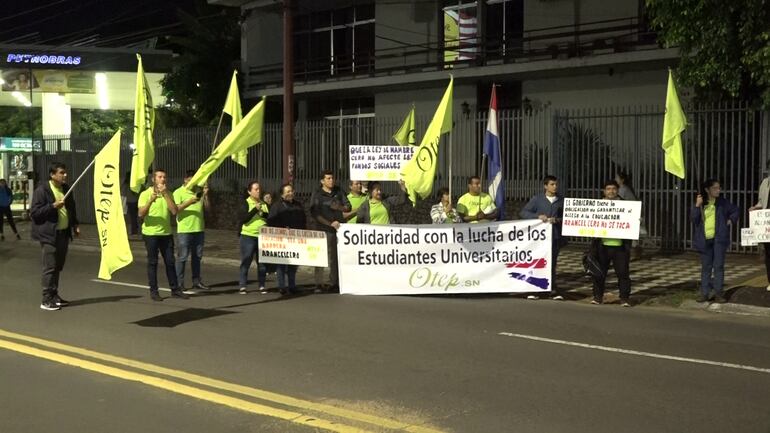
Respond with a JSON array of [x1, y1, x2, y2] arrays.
[[238, 181, 269, 294], [355, 180, 407, 225]]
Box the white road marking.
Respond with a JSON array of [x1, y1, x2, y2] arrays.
[[90, 279, 194, 294], [498, 332, 770, 375]]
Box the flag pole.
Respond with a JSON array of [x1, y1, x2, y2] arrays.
[[448, 127, 453, 206], [62, 158, 97, 200], [211, 111, 226, 150]]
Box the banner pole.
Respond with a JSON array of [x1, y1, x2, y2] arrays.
[[62, 158, 96, 200], [211, 111, 226, 150], [448, 128, 453, 206]]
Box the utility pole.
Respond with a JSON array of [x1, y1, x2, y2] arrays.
[[282, 0, 295, 184]]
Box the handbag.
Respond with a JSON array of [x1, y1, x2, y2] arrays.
[[582, 252, 604, 278]]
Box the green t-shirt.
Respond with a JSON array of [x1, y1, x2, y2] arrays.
[[369, 200, 390, 225], [347, 193, 367, 224], [602, 238, 623, 247], [174, 186, 204, 233], [457, 192, 495, 223], [241, 198, 269, 237], [138, 187, 172, 236], [704, 202, 716, 240], [49, 181, 68, 230]]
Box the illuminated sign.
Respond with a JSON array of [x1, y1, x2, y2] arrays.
[[6, 54, 81, 66]]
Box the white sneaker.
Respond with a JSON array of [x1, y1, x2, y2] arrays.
[[526, 295, 538, 300], [258, 286, 267, 295], [766, 284, 770, 292], [552, 295, 564, 301], [239, 287, 247, 295]]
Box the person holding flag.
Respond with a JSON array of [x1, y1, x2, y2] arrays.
[[174, 170, 210, 291], [30, 162, 80, 311], [457, 176, 497, 223], [483, 85, 505, 220]]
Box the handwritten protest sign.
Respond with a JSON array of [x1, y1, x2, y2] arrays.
[[258, 227, 328, 267], [562, 198, 642, 240], [338, 221, 552, 295], [749, 210, 770, 243], [349, 145, 415, 181]]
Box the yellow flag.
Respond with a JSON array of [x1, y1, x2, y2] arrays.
[[129, 54, 155, 193], [94, 131, 133, 280], [393, 106, 416, 146], [223, 70, 247, 167], [188, 98, 265, 188], [401, 77, 453, 205], [662, 70, 686, 179]]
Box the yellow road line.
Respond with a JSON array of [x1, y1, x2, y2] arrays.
[[0, 329, 444, 433], [0, 337, 367, 433]]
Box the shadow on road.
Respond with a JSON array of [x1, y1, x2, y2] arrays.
[[133, 308, 237, 328], [69, 295, 143, 307]]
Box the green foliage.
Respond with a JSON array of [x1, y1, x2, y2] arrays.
[[0, 107, 42, 136], [160, 2, 240, 127], [646, 0, 770, 108], [71, 109, 133, 134]]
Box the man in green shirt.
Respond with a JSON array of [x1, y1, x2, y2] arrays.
[[138, 169, 187, 301], [591, 180, 632, 307], [345, 180, 367, 223], [174, 170, 210, 291], [457, 176, 497, 223]]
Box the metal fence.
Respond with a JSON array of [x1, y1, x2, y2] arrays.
[[30, 102, 768, 252]]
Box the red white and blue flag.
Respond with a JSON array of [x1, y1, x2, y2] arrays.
[[483, 86, 504, 219]]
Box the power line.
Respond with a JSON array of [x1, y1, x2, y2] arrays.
[[0, 0, 102, 38], [0, 0, 68, 24]]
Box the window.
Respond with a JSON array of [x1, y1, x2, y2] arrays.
[[486, 0, 523, 58], [293, 4, 375, 79], [443, 1, 478, 64]]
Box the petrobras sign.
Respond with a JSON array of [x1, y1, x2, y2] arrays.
[[6, 53, 82, 66]]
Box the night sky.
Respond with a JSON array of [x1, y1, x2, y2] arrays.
[[0, 0, 204, 48]]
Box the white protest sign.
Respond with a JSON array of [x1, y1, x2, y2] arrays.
[[349, 145, 415, 181], [562, 198, 642, 240], [337, 221, 552, 295], [741, 228, 759, 247], [258, 227, 328, 267], [749, 210, 770, 243]]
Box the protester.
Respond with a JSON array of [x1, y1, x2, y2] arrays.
[[30, 162, 80, 311], [122, 172, 139, 235], [0, 178, 21, 241], [430, 187, 461, 224], [748, 173, 770, 291], [310, 170, 350, 293], [457, 176, 497, 223], [267, 183, 307, 294], [590, 180, 632, 307], [692, 179, 739, 303], [520, 175, 565, 300], [239, 180, 269, 294], [346, 180, 367, 223], [263, 191, 274, 207], [138, 169, 187, 301], [174, 170, 210, 291], [356, 180, 407, 224]]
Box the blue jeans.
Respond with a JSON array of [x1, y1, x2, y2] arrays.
[[700, 239, 727, 298], [144, 235, 178, 293], [176, 232, 204, 287], [277, 265, 298, 290], [239, 235, 266, 288]]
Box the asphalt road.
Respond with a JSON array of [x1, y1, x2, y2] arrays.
[[1, 241, 770, 433]]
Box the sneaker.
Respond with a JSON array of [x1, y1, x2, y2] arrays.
[[150, 292, 163, 302], [766, 284, 770, 292], [40, 300, 60, 311], [620, 299, 632, 307], [239, 287, 248, 295], [258, 286, 268, 295], [552, 295, 564, 301], [526, 295, 538, 300], [696, 295, 709, 303], [714, 295, 727, 304], [170, 290, 190, 299], [15, 233, 21, 240], [590, 298, 602, 305], [193, 282, 210, 291], [53, 295, 70, 307]]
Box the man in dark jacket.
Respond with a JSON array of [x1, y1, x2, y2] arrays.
[[309, 170, 350, 293], [30, 162, 80, 311], [520, 175, 565, 300], [591, 180, 632, 307], [267, 183, 307, 294]]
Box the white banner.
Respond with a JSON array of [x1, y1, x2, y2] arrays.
[[741, 228, 759, 247], [338, 221, 552, 295], [562, 198, 642, 240], [258, 227, 328, 267], [749, 210, 770, 243], [349, 145, 415, 181]]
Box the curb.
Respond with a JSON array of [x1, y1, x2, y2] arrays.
[[681, 299, 770, 318]]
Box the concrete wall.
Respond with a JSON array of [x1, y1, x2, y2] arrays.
[[242, 9, 282, 72], [374, 0, 440, 71]]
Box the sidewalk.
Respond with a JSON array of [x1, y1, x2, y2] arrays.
[[6, 221, 770, 315]]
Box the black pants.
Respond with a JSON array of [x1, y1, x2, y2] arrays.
[[326, 231, 339, 287], [41, 230, 70, 300], [0, 206, 18, 234], [592, 244, 631, 301], [764, 244, 770, 284], [144, 235, 178, 293], [127, 201, 139, 235]]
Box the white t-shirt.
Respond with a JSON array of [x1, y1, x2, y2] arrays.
[[546, 195, 557, 204]]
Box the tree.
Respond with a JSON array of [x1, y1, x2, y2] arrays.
[[646, 0, 770, 108], [159, 1, 240, 127]]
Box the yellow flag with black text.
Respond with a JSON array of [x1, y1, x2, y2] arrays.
[[188, 98, 265, 188], [129, 54, 155, 193], [393, 106, 416, 146], [662, 70, 686, 179], [223, 70, 247, 167], [401, 77, 453, 205], [94, 131, 133, 280]]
